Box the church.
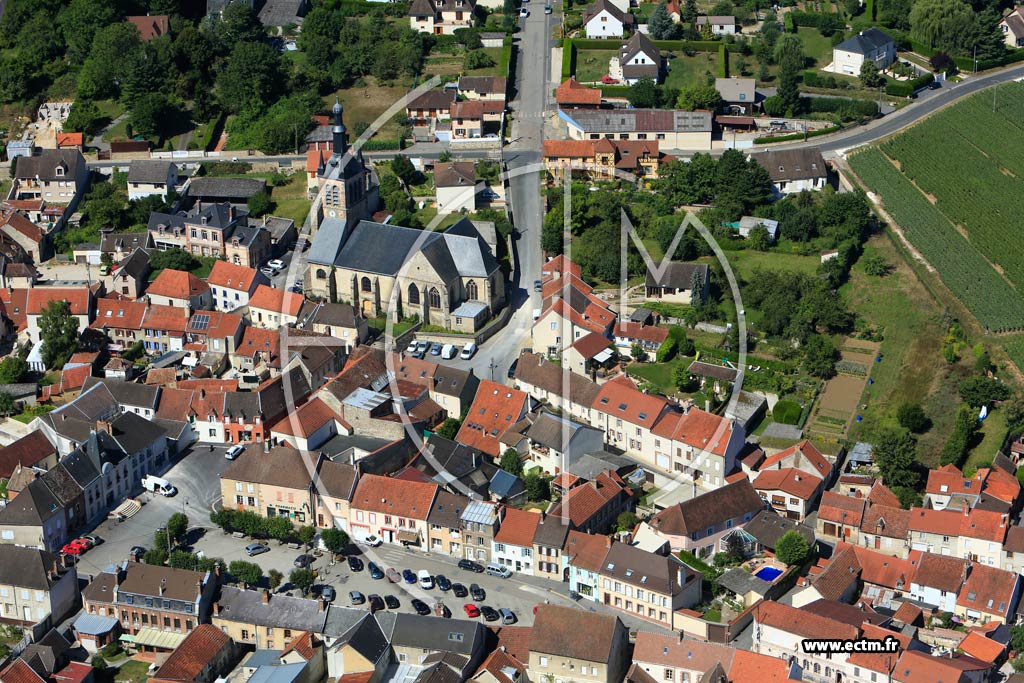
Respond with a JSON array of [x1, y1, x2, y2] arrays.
[[305, 101, 506, 333]]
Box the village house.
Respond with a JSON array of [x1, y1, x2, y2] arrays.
[[750, 147, 829, 196], [591, 375, 671, 462], [408, 0, 475, 34], [219, 444, 316, 525], [26, 287, 94, 346], [213, 588, 327, 651], [348, 474, 438, 547], [145, 269, 212, 311], [492, 506, 541, 576], [461, 500, 501, 564], [148, 202, 251, 258], [612, 321, 668, 359], [11, 150, 89, 206], [247, 285, 304, 329], [582, 0, 635, 38], [529, 605, 629, 683], [126, 14, 171, 40], [1001, 7, 1024, 47], [696, 15, 737, 34], [434, 161, 477, 214], [620, 32, 661, 85], [126, 161, 179, 201], [533, 259, 615, 356], [111, 248, 152, 299], [296, 302, 368, 353], [547, 470, 634, 533], [648, 404, 745, 488], [645, 261, 709, 305], [542, 139, 667, 182], [425, 489, 471, 557], [208, 261, 268, 313], [560, 108, 713, 150], [715, 77, 757, 114], [955, 563, 1020, 624], [908, 552, 967, 612], [513, 352, 601, 423], [597, 541, 701, 627], [141, 304, 189, 354], [831, 28, 896, 75], [456, 380, 530, 457], [0, 546, 78, 628], [555, 77, 603, 110]]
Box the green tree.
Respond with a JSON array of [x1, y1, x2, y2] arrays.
[[166, 512, 189, 544], [391, 155, 417, 185], [775, 530, 810, 566], [524, 472, 550, 501], [499, 449, 524, 477], [77, 23, 142, 100], [63, 100, 106, 137], [298, 525, 316, 547], [320, 528, 349, 554], [265, 516, 294, 542], [435, 417, 462, 440], [958, 376, 1011, 407], [631, 343, 648, 362], [0, 393, 14, 417], [168, 550, 199, 569], [150, 248, 201, 272], [289, 568, 315, 594], [91, 655, 107, 672], [897, 402, 930, 433], [747, 224, 772, 251], [464, 49, 496, 70], [616, 511, 639, 532], [247, 191, 274, 217], [910, 0, 974, 50], [228, 560, 264, 587], [216, 0, 266, 48], [649, 1, 681, 39], [801, 334, 839, 378], [627, 78, 661, 108], [874, 427, 920, 489], [859, 58, 885, 88], [268, 569, 284, 590], [217, 41, 284, 114], [940, 404, 979, 467], [131, 93, 177, 140], [862, 253, 890, 276], [38, 300, 79, 369], [0, 356, 29, 384], [676, 84, 723, 111], [143, 547, 168, 566]]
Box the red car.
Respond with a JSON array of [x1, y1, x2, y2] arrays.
[[61, 540, 86, 555], [601, 75, 618, 84], [75, 537, 95, 550], [463, 604, 481, 618]]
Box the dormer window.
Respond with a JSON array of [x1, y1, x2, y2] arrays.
[[55, 165, 65, 177]]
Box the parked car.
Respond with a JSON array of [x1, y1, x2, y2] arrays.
[[321, 586, 337, 602], [225, 444, 245, 460], [348, 556, 364, 572], [481, 188, 500, 200], [418, 570, 434, 589], [245, 543, 270, 556], [74, 537, 95, 550], [402, 569, 417, 584], [460, 343, 477, 360], [267, 259, 286, 271], [294, 554, 311, 568], [519, 6, 529, 15], [499, 608, 517, 625], [533, 279, 542, 292], [416, 340, 430, 354], [260, 266, 276, 278], [436, 574, 452, 591], [601, 75, 618, 84], [349, 591, 366, 605], [364, 535, 383, 547], [544, 4, 552, 12], [82, 534, 103, 546], [463, 603, 481, 618], [507, 358, 519, 379], [129, 545, 146, 559], [368, 594, 385, 612], [61, 541, 86, 556], [368, 562, 385, 579], [480, 605, 500, 622], [430, 343, 443, 356], [458, 559, 484, 573], [386, 568, 401, 583], [470, 584, 486, 602], [411, 599, 432, 615], [452, 583, 468, 598], [384, 594, 400, 609]]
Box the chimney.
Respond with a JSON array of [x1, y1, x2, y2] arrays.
[[262, 589, 270, 604], [96, 419, 113, 434], [200, 388, 206, 399], [214, 563, 221, 577], [605, 536, 612, 548], [229, 206, 235, 220], [196, 579, 202, 600], [963, 505, 970, 518], [159, 578, 166, 596], [318, 597, 327, 612], [213, 601, 220, 617], [264, 440, 270, 454]]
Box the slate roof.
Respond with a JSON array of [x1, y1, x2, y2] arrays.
[[15, 150, 85, 182], [389, 613, 483, 655], [649, 479, 764, 535], [530, 604, 622, 662], [188, 177, 266, 200], [221, 444, 315, 491], [434, 161, 476, 188], [749, 148, 828, 182], [127, 160, 176, 185], [743, 510, 815, 549], [81, 376, 159, 409], [216, 586, 328, 632], [835, 28, 894, 55], [564, 109, 711, 134], [646, 261, 708, 289], [0, 546, 63, 590]]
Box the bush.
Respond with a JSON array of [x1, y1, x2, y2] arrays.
[[804, 96, 879, 117], [775, 530, 811, 565], [897, 402, 930, 433], [784, 12, 795, 32], [773, 399, 802, 424], [718, 43, 729, 78], [884, 73, 934, 97], [656, 337, 678, 363]]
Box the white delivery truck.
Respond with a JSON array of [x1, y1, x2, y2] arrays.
[[142, 475, 177, 497], [441, 344, 458, 359]]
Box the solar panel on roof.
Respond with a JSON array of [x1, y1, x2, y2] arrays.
[[192, 314, 210, 331]]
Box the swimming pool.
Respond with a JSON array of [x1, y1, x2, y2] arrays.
[[755, 566, 784, 582]]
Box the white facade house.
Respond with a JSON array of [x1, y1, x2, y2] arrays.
[[696, 15, 737, 35], [831, 28, 896, 75], [491, 508, 539, 576], [126, 160, 179, 201], [434, 161, 477, 214], [583, 0, 633, 38]]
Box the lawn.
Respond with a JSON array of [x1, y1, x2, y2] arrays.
[[628, 357, 685, 392], [269, 174, 311, 227], [331, 80, 411, 141], [423, 47, 504, 78], [725, 247, 821, 280], [115, 660, 151, 683], [102, 117, 131, 143], [798, 27, 835, 68], [0, 179, 9, 201], [964, 407, 1008, 474], [664, 51, 720, 91], [413, 205, 465, 230], [576, 50, 614, 82]]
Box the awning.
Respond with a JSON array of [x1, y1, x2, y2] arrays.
[[131, 627, 187, 650], [593, 348, 614, 363], [109, 498, 142, 520], [73, 613, 119, 635], [118, 634, 134, 643], [397, 530, 420, 544], [182, 356, 198, 367]]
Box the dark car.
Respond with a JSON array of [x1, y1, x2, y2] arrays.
[[430, 343, 443, 356], [321, 586, 337, 602], [507, 358, 519, 379], [470, 584, 486, 602], [129, 546, 146, 559], [452, 583, 468, 598], [458, 559, 484, 573], [348, 556, 364, 572], [436, 574, 452, 591], [294, 554, 311, 568], [533, 279, 542, 292], [384, 594, 400, 609], [411, 599, 432, 616], [368, 562, 385, 580], [368, 594, 385, 612], [349, 591, 366, 605], [402, 569, 417, 584], [480, 605, 500, 622]]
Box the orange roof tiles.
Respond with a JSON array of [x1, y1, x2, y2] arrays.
[[848, 623, 908, 674], [236, 326, 281, 364], [849, 545, 919, 590], [548, 471, 631, 527], [281, 632, 316, 660], [927, 464, 983, 497], [248, 284, 304, 317], [591, 374, 668, 429], [488, 626, 531, 662], [0, 659, 47, 683], [651, 405, 734, 455], [614, 321, 668, 344], [555, 77, 602, 106], [818, 491, 866, 526], [633, 631, 736, 671], [151, 624, 230, 683], [91, 299, 147, 330], [494, 507, 542, 548], [563, 529, 612, 573], [351, 473, 437, 521], [867, 480, 902, 508], [306, 150, 324, 173], [893, 601, 923, 625], [147, 269, 209, 299], [957, 563, 1018, 617], [57, 132, 83, 147], [272, 398, 339, 438], [541, 254, 582, 280], [752, 467, 823, 501], [27, 287, 91, 315], [982, 467, 1020, 503], [208, 260, 260, 292], [0, 288, 28, 332], [728, 650, 797, 683], [893, 650, 982, 683], [759, 440, 831, 479], [908, 506, 963, 536], [156, 387, 195, 421], [0, 209, 45, 243], [913, 552, 967, 592], [960, 507, 1009, 542], [570, 331, 612, 359], [126, 14, 170, 40], [456, 379, 529, 456], [958, 631, 1005, 663], [543, 139, 599, 159], [755, 600, 859, 641], [143, 303, 189, 333]]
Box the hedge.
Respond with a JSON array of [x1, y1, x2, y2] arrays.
[[789, 10, 844, 34], [569, 38, 721, 51], [499, 35, 515, 76], [753, 124, 842, 143], [561, 38, 576, 80], [600, 84, 632, 97], [884, 72, 934, 97], [803, 70, 844, 89], [718, 43, 729, 78], [784, 12, 796, 32], [866, 0, 876, 21], [773, 400, 803, 425], [804, 96, 878, 116], [357, 138, 403, 150]]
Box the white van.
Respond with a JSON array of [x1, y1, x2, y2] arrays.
[[142, 475, 177, 497], [441, 344, 458, 360], [418, 569, 434, 589], [486, 562, 513, 578], [460, 342, 477, 359]]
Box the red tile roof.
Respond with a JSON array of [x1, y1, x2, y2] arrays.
[[728, 650, 797, 683], [0, 659, 47, 683], [591, 374, 668, 429], [633, 631, 736, 671], [0, 288, 28, 332], [912, 552, 967, 592], [927, 464, 983, 498], [272, 398, 338, 438], [958, 631, 1005, 663], [475, 646, 526, 683], [555, 78, 602, 106], [563, 529, 612, 573], [27, 287, 91, 315], [281, 632, 316, 660], [208, 261, 260, 292], [236, 326, 281, 365], [818, 491, 866, 526], [849, 545, 919, 590], [0, 209, 45, 243], [752, 467, 823, 501], [126, 14, 170, 40], [860, 503, 912, 541], [651, 405, 734, 455], [543, 139, 599, 159], [351, 473, 437, 521], [148, 269, 209, 299], [488, 626, 532, 662], [306, 150, 324, 173], [982, 467, 1020, 503], [759, 440, 831, 479], [90, 299, 147, 330], [56, 132, 83, 147], [570, 332, 612, 359], [143, 304, 189, 333], [248, 284, 304, 317], [54, 661, 94, 683], [809, 545, 861, 601], [156, 387, 196, 421], [893, 650, 980, 683], [0, 431, 54, 479], [614, 321, 668, 344], [456, 380, 529, 456], [867, 480, 902, 508], [908, 507, 963, 536], [547, 471, 631, 527], [541, 255, 582, 280], [151, 624, 231, 682], [493, 507, 542, 547], [960, 507, 1008, 542], [956, 563, 1018, 617], [755, 600, 859, 641], [847, 623, 909, 674]]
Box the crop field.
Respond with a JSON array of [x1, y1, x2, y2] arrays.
[[848, 144, 1024, 333]]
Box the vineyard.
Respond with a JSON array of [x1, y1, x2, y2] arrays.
[[848, 146, 1024, 332]]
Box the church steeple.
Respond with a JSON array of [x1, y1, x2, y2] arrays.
[[332, 97, 348, 156]]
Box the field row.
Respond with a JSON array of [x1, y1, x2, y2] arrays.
[[848, 147, 1024, 332]]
